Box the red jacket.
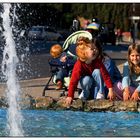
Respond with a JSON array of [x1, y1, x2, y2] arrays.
[[68, 58, 113, 98]]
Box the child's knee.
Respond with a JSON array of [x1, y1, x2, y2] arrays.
[[80, 76, 92, 87], [92, 69, 101, 77], [114, 81, 123, 90]]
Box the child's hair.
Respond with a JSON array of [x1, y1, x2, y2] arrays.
[[92, 37, 103, 58], [76, 36, 108, 62], [50, 44, 63, 58], [76, 36, 93, 62], [128, 43, 140, 75], [92, 37, 110, 61]]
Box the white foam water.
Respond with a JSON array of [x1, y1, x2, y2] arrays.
[[1, 3, 24, 136]]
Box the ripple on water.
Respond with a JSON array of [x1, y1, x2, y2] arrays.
[[0, 109, 140, 137]]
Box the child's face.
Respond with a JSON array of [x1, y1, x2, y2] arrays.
[[130, 50, 140, 66], [86, 44, 98, 60]]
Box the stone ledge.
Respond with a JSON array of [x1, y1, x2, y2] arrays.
[[0, 95, 139, 112]]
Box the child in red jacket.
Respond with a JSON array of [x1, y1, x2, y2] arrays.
[[65, 36, 116, 106]]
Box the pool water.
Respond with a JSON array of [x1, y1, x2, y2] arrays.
[[0, 109, 140, 137]]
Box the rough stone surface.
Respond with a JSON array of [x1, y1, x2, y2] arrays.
[[0, 96, 8, 108], [34, 96, 55, 109], [85, 100, 114, 111], [114, 101, 138, 112], [0, 95, 139, 112], [0, 75, 139, 112]]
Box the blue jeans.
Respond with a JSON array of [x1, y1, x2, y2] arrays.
[[55, 68, 69, 83], [79, 69, 104, 99]]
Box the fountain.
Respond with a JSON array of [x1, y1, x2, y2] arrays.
[[0, 3, 140, 137], [1, 3, 24, 136]]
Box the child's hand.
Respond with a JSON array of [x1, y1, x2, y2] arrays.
[[130, 90, 140, 101], [60, 55, 67, 62], [107, 88, 116, 101], [65, 97, 73, 107], [123, 87, 130, 101]]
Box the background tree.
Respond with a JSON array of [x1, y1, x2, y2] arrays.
[[6, 3, 137, 32]]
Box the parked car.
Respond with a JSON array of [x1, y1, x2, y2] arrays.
[[28, 26, 63, 41]]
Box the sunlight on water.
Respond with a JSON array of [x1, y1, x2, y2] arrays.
[[0, 109, 140, 137], [1, 3, 24, 136]]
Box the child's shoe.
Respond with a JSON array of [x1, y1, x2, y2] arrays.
[[96, 93, 105, 99], [78, 91, 86, 101], [56, 80, 63, 90]]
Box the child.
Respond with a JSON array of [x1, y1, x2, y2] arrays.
[[65, 36, 116, 106], [91, 37, 122, 99], [50, 44, 76, 90], [114, 43, 140, 101]]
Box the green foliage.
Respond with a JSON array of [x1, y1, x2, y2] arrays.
[[16, 3, 134, 31]]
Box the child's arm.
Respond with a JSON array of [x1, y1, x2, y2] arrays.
[[103, 57, 122, 83], [60, 53, 76, 70], [122, 62, 131, 101], [122, 62, 130, 88], [60, 52, 67, 63], [107, 88, 116, 101], [60, 55, 67, 63], [65, 60, 82, 106], [123, 87, 131, 101], [130, 84, 140, 101], [65, 97, 73, 107], [130, 89, 140, 101], [98, 59, 116, 100]]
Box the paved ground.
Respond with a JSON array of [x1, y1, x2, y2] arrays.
[[0, 77, 70, 99]]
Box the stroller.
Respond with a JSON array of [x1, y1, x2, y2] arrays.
[[42, 30, 92, 96]]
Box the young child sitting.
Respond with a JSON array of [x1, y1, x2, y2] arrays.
[[50, 44, 76, 90], [65, 36, 116, 106], [114, 43, 140, 101], [91, 37, 122, 99]]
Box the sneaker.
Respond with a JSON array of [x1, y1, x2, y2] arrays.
[[96, 93, 105, 99], [78, 92, 86, 101], [56, 80, 63, 90]]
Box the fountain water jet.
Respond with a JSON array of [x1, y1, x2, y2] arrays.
[[1, 3, 24, 136]]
